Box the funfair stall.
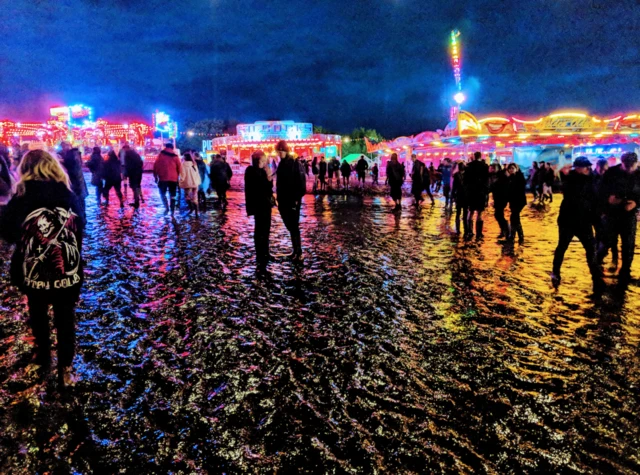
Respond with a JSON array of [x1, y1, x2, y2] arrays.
[[204, 121, 342, 164], [371, 111, 640, 170]]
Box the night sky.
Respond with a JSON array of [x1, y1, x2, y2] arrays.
[[1, 0, 638, 137]]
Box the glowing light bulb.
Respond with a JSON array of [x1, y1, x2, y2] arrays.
[[453, 92, 466, 105]]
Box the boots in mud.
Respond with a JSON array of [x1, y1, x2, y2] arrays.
[[475, 219, 484, 240]]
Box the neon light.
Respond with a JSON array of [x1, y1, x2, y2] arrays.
[[512, 117, 543, 124], [548, 112, 587, 118], [478, 117, 510, 123], [603, 116, 622, 122], [623, 115, 637, 120]]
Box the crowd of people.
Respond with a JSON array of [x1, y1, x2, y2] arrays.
[[309, 155, 373, 192], [0, 138, 638, 389]]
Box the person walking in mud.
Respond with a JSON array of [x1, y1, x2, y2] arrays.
[[386, 153, 404, 210], [153, 143, 182, 216], [593, 157, 618, 270], [371, 163, 379, 185], [318, 156, 327, 192], [124, 145, 144, 209], [441, 158, 454, 209], [505, 163, 527, 244], [551, 157, 604, 293], [245, 150, 274, 270], [452, 161, 468, 235], [275, 140, 306, 261], [356, 155, 369, 187], [464, 151, 489, 239], [103, 150, 125, 208], [340, 159, 352, 190], [311, 157, 319, 193], [0, 150, 85, 387], [490, 163, 509, 239], [410, 154, 426, 206], [210, 154, 232, 208], [179, 153, 202, 216], [596, 152, 640, 285], [87, 147, 105, 206]]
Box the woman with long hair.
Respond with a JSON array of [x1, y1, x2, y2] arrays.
[[103, 150, 124, 208], [0, 150, 85, 387], [179, 153, 202, 216]]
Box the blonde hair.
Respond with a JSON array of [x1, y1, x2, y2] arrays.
[[16, 150, 71, 196]]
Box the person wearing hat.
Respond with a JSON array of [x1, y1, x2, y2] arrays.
[[245, 150, 274, 270], [275, 140, 306, 260], [551, 156, 604, 293], [596, 152, 640, 283]]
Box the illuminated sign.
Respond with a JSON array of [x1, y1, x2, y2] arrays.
[[50, 104, 94, 125], [237, 121, 313, 141], [153, 111, 178, 138]]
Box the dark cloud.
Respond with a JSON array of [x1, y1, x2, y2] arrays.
[[0, 0, 638, 136]]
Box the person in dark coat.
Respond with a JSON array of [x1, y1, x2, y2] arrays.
[[371, 163, 379, 185], [596, 152, 640, 283], [318, 156, 327, 191], [410, 154, 426, 206], [275, 140, 306, 260], [311, 157, 319, 192], [529, 161, 540, 201], [245, 150, 274, 270], [124, 148, 144, 209], [543, 164, 556, 203], [103, 150, 124, 208], [490, 164, 510, 238], [194, 152, 209, 209], [86, 147, 105, 206], [210, 154, 232, 208], [340, 159, 352, 189], [551, 157, 604, 292], [356, 155, 369, 186], [386, 153, 405, 209], [441, 158, 454, 209], [593, 157, 618, 269], [534, 162, 546, 203], [61, 147, 88, 216], [464, 151, 490, 239], [505, 163, 527, 243], [452, 161, 468, 235], [0, 150, 85, 387]]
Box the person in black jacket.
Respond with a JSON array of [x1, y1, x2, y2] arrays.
[[464, 151, 490, 239], [103, 150, 124, 208], [505, 163, 527, 243], [210, 154, 232, 208], [0, 150, 85, 387], [410, 154, 426, 206], [452, 161, 468, 235], [340, 159, 352, 189], [592, 158, 618, 269], [245, 150, 274, 270], [386, 153, 405, 210], [596, 152, 640, 283], [275, 140, 306, 260], [356, 155, 369, 186], [194, 152, 208, 209], [86, 147, 105, 206], [318, 156, 327, 192], [61, 147, 88, 216], [490, 164, 509, 239], [124, 147, 144, 209], [551, 157, 603, 292]]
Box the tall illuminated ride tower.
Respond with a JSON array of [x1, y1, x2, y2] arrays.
[[450, 29, 465, 121]]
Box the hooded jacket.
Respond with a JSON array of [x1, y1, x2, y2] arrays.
[[62, 151, 88, 199], [87, 152, 105, 183], [124, 149, 144, 186], [103, 154, 122, 183], [507, 170, 527, 210], [340, 161, 352, 177], [0, 181, 84, 295], [153, 149, 182, 182], [179, 160, 202, 189]]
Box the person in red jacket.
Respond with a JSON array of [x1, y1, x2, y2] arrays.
[[153, 143, 182, 215]]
